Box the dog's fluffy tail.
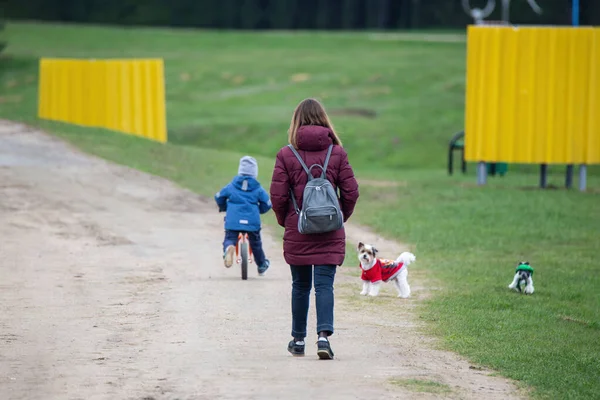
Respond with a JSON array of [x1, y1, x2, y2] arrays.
[[396, 252, 416, 267]]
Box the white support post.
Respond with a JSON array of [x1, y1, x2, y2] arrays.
[[578, 164, 587, 192], [477, 162, 487, 185]]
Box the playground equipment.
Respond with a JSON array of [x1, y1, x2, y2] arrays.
[[462, 0, 496, 25], [462, 0, 542, 25], [38, 58, 167, 143], [460, 0, 597, 191], [448, 131, 467, 175], [464, 25, 599, 191], [448, 131, 507, 177]]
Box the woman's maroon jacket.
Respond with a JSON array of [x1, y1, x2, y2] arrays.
[[270, 125, 359, 266]]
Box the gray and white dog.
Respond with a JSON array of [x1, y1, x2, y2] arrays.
[[508, 261, 534, 294]]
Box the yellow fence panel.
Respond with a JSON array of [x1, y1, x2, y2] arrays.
[[37, 58, 167, 143], [464, 26, 600, 165]]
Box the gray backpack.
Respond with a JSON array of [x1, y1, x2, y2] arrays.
[[288, 144, 343, 234]]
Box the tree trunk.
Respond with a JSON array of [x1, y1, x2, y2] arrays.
[[341, 0, 359, 29], [378, 0, 391, 29], [411, 0, 420, 28]]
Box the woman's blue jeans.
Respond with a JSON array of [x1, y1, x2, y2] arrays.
[[290, 264, 336, 339]]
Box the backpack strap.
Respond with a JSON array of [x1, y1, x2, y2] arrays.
[[306, 145, 333, 179], [286, 144, 334, 214], [287, 145, 304, 214], [287, 144, 312, 179], [289, 187, 300, 214], [323, 144, 333, 171]]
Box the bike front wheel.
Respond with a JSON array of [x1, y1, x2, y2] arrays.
[[240, 242, 249, 280]]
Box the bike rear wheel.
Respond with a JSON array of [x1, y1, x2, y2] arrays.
[[240, 242, 249, 280]]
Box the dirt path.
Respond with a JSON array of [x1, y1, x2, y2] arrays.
[[0, 121, 523, 400]]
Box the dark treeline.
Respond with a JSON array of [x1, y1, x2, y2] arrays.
[[3, 0, 599, 29]]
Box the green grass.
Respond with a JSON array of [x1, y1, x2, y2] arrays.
[[1, 21, 600, 400], [389, 378, 453, 394]]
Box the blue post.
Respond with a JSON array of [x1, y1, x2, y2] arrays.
[[565, 0, 580, 186], [566, 165, 574, 188], [579, 165, 587, 192], [572, 0, 579, 26], [477, 162, 487, 186]]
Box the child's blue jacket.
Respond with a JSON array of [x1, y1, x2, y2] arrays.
[[215, 175, 271, 232]]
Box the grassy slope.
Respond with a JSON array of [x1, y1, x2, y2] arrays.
[[1, 22, 599, 399]]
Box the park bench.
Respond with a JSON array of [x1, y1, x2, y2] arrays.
[[448, 130, 507, 176]]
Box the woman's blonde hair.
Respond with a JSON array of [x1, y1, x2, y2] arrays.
[[288, 98, 342, 148]]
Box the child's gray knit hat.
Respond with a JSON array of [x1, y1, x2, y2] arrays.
[[238, 156, 258, 178]]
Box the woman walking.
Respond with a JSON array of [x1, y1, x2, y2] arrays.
[[270, 98, 359, 359]]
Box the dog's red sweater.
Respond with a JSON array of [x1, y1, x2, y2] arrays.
[[360, 259, 403, 283]]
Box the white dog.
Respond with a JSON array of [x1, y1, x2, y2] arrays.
[[357, 242, 416, 298], [508, 261, 535, 294]]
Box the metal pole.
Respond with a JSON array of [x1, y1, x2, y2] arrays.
[[540, 164, 548, 188], [477, 162, 487, 185], [501, 0, 510, 24], [565, 2, 580, 188], [579, 164, 587, 192], [566, 165, 574, 188]]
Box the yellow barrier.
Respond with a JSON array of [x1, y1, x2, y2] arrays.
[[38, 58, 167, 143], [464, 26, 599, 165]]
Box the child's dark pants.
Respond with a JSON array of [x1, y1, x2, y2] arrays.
[[223, 230, 267, 267]]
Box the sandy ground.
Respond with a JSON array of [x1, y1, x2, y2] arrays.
[[0, 120, 524, 400]]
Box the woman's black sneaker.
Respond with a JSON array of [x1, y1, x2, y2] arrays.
[[287, 340, 305, 357], [317, 339, 334, 360]]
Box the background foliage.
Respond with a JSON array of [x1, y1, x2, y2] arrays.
[[3, 0, 598, 30]]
